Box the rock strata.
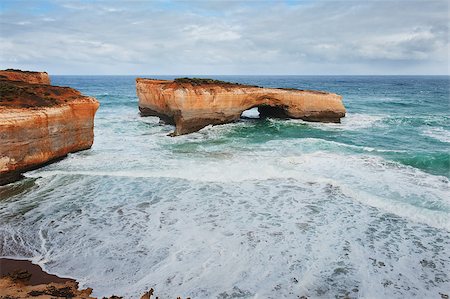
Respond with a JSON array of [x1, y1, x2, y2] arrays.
[[0, 69, 99, 185], [136, 78, 346, 136], [0, 69, 50, 85]]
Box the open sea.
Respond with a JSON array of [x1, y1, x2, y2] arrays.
[[0, 75, 449, 298]]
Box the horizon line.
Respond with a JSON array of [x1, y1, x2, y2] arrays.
[[47, 74, 450, 76]]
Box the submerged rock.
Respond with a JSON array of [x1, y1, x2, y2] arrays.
[[0, 69, 99, 185], [136, 77, 346, 136]]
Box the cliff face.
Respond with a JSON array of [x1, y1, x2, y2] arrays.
[[0, 70, 99, 184], [0, 69, 50, 85], [136, 78, 346, 136]]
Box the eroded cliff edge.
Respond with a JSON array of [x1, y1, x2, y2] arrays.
[[136, 78, 346, 136], [0, 70, 99, 185], [0, 68, 51, 85]]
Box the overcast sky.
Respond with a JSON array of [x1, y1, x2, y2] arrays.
[[0, 0, 448, 75]]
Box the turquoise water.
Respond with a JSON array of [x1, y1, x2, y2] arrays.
[[57, 75, 450, 177], [0, 76, 449, 298]]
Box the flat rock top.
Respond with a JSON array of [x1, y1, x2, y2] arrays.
[[0, 78, 92, 109], [0, 69, 47, 75], [0, 69, 50, 85], [137, 77, 332, 95], [137, 77, 255, 89]]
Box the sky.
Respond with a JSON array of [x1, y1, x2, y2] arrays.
[[0, 0, 448, 75]]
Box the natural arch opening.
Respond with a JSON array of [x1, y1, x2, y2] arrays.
[[240, 105, 290, 120], [258, 105, 289, 119], [240, 107, 260, 119]]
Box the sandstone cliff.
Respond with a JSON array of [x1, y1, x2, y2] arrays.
[[0, 69, 50, 85], [136, 78, 346, 136], [0, 70, 99, 184]]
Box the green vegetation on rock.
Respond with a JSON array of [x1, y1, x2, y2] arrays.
[[174, 77, 259, 87]]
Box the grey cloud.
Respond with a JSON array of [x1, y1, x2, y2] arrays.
[[0, 0, 448, 74]]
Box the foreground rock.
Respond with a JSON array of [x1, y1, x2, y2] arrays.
[[137, 78, 346, 136], [0, 258, 95, 299], [0, 258, 186, 299], [0, 69, 99, 185]]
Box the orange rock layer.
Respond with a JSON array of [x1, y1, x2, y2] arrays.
[[0, 70, 99, 184], [0, 277, 95, 299], [136, 78, 346, 136], [0, 69, 51, 85]]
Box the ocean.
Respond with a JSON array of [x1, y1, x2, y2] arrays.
[[0, 75, 449, 298]]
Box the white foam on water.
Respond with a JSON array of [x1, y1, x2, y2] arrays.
[[25, 145, 450, 231], [275, 113, 386, 131], [1, 172, 449, 298], [282, 137, 406, 153], [422, 127, 450, 143], [2, 118, 450, 298]]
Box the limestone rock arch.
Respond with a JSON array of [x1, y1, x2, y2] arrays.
[[136, 78, 346, 136]]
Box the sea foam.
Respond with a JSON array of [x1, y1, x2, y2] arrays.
[[1, 75, 449, 298]]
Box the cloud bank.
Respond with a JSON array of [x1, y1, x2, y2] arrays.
[[0, 0, 448, 75]]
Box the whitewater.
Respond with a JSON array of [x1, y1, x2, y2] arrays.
[[0, 75, 449, 298]]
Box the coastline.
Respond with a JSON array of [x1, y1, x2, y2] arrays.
[[1, 75, 449, 298], [0, 258, 172, 299], [0, 258, 95, 298]]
